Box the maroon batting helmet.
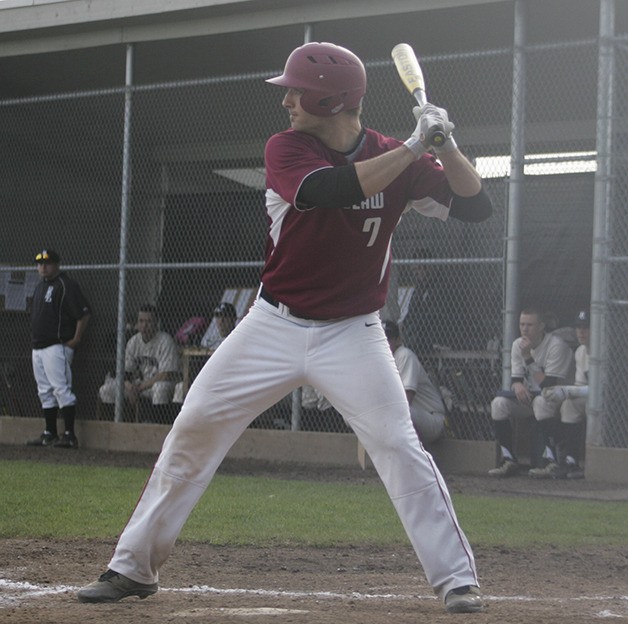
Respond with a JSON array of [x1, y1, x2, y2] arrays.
[[266, 42, 367, 117]]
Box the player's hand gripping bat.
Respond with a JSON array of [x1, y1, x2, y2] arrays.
[[391, 43, 447, 149]]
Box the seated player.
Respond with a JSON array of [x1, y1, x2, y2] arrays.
[[99, 304, 180, 421]]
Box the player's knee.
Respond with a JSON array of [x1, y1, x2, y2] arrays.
[[491, 397, 511, 421], [172, 382, 185, 404], [531, 395, 559, 421], [152, 381, 175, 405], [98, 384, 114, 403], [560, 399, 586, 424], [416, 420, 445, 445]]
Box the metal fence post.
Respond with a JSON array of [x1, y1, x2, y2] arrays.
[[114, 43, 135, 423], [502, 0, 527, 388], [588, 0, 615, 446]]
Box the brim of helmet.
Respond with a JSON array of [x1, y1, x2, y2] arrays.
[[266, 74, 307, 88]]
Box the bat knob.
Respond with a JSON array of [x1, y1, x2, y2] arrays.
[[426, 126, 447, 148]]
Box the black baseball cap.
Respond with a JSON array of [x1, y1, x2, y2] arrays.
[[213, 302, 237, 318], [574, 309, 590, 327], [35, 249, 61, 264]]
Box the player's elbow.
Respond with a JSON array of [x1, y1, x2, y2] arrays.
[[449, 186, 493, 223]]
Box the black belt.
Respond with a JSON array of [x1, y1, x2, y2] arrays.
[[260, 285, 326, 321]]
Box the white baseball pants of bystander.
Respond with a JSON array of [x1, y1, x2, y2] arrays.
[[31, 343, 76, 408]]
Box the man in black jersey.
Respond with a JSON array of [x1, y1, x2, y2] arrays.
[[27, 249, 91, 448]]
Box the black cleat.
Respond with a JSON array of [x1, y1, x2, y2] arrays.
[[444, 585, 484, 613], [53, 432, 79, 449], [26, 432, 59, 446], [77, 570, 158, 603]]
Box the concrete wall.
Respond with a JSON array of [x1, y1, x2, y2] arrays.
[[2, 416, 625, 483], [583, 445, 628, 485], [0, 415, 524, 476]]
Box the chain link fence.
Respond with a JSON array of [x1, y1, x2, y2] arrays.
[[0, 21, 626, 451]]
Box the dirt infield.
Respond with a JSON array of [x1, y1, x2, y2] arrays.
[[1, 445, 627, 623]]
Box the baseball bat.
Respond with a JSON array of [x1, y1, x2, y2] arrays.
[[391, 43, 447, 148]]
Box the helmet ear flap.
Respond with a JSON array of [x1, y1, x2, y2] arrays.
[[302, 91, 352, 116], [317, 95, 335, 109]]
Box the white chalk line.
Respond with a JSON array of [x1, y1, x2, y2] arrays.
[[1, 577, 627, 617]]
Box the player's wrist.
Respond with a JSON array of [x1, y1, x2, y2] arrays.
[[403, 136, 426, 158]]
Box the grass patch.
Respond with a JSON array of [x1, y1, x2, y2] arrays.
[[1, 460, 626, 548], [453, 496, 628, 547]]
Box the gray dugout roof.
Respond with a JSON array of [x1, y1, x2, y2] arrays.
[[1, 0, 625, 97]]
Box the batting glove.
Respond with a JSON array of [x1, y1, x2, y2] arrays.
[[416, 103, 457, 153], [541, 386, 568, 403], [542, 385, 589, 403]]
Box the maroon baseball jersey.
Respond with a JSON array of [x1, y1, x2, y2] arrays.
[[262, 128, 453, 318]]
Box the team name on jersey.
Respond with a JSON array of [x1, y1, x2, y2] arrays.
[[345, 192, 384, 211]]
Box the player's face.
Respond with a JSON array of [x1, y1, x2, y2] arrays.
[[137, 312, 158, 341], [215, 315, 235, 338], [282, 88, 325, 134], [37, 262, 60, 280], [576, 326, 590, 347], [519, 313, 544, 344]]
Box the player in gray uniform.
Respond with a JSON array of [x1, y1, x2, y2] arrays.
[[27, 249, 91, 449], [99, 304, 180, 417], [540, 309, 590, 479], [384, 320, 446, 444], [489, 307, 574, 478], [78, 42, 492, 613]]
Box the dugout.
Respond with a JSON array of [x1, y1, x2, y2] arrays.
[[0, 0, 627, 483]]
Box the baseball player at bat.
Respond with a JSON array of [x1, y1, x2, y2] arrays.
[[78, 42, 492, 613]]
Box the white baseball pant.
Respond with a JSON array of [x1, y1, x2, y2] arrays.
[[491, 394, 559, 423], [99, 378, 175, 405], [108, 296, 478, 600], [560, 397, 587, 424], [31, 344, 76, 409], [409, 405, 446, 444]]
